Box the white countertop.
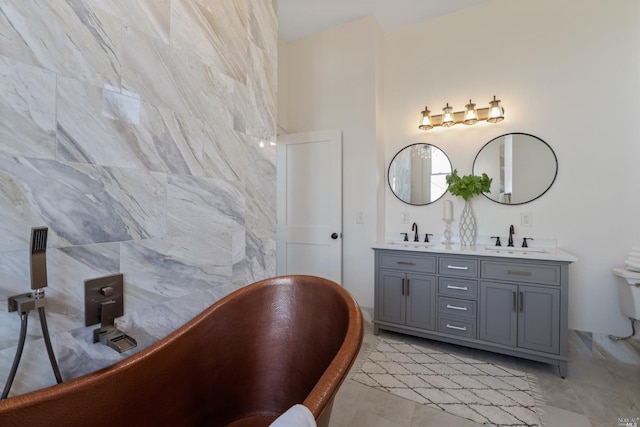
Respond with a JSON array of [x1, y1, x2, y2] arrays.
[[372, 241, 578, 263]]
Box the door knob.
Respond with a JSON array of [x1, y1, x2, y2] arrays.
[[331, 233, 339, 239]]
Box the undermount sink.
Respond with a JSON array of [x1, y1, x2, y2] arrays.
[[484, 246, 546, 254], [389, 241, 435, 248]]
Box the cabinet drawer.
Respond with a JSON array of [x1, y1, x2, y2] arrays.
[[439, 278, 478, 299], [438, 297, 476, 320], [438, 316, 476, 339], [439, 257, 478, 278], [481, 260, 561, 286], [379, 252, 436, 273]]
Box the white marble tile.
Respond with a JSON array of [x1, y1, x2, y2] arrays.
[[202, 125, 249, 181], [121, 26, 235, 125], [0, 0, 121, 87], [167, 175, 246, 237], [170, 0, 249, 84], [120, 235, 233, 313], [249, 0, 278, 57], [85, 0, 171, 44], [56, 76, 143, 167], [0, 157, 167, 248], [0, 56, 56, 159], [57, 76, 210, 175], [246, 43, 277, 138], [0, 0, 277, 397]]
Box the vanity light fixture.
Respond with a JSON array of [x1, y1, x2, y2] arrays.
[[419, 107, 433, 130], [418, 95, 505, 130]]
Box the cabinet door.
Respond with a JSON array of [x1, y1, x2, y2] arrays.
[[518, 285, 560, 354], [377, 270, 405, 325], [479, 281, 517, 347], [406, 273, 436, 330]]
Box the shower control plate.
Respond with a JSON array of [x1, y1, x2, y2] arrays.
[[85, 274, 124, 327]]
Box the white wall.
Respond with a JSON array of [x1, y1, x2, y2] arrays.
[[384, 0, 640, 336], [282, 16, 384, 309], [280, 0, 640, 336]]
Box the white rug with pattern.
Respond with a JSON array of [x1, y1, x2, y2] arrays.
[[350, 336, 544, 426]]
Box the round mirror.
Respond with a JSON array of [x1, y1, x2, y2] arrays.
[[388, 143, 452, 205], [473, 133, 557, 205]]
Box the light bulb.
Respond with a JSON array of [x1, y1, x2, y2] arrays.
[[441, 103, 455, 127], [464, 99, 478, 125]]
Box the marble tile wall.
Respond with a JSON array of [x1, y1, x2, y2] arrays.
[[0, 0, 277, 396]]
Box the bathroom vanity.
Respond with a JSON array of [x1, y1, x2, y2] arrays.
[[372, 243, 576, 377]]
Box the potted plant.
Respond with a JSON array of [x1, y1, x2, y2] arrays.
[[445, 169, 492, 247]]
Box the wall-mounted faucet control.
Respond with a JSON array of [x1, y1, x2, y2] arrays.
[[85, 274, 136, 353]]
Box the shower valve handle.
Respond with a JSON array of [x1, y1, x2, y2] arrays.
[[101, 286, 114, 297]]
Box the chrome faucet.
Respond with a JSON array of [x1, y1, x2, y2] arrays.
[[508, 224, 515, 247], [411, 222, 419, 242]]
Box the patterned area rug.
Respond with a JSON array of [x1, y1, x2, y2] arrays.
[[350, 336, 544, 426]]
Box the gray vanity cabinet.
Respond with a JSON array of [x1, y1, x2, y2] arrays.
[[376, 253, 437, 331], [374, 248, 570, 377], [479, 282, 560, 354]]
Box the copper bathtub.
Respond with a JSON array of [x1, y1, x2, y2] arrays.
[[0, 275, 363, 426]]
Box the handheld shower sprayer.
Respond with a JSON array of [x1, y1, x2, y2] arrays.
[[2, 227, 63, 399], [30, 226, 48, 291]]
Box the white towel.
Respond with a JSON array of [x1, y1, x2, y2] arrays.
[[627, 256, 640, 264], [625, 259, 640, 272], [270, 404, 317, 427]]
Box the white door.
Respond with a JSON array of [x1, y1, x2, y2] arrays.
[[276, 130, 342, 283]]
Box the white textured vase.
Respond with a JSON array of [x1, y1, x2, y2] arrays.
[[459, 200, 477, 248]]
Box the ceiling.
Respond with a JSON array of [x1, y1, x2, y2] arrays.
[[277, 0, 492, 42]]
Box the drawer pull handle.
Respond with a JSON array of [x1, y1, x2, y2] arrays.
[[507, 270, 532, 276], [447, 265, 469, 271], [446, 324, 467, 331], [397, 261, 416, 265], [446, 285, 468, 291], [446, 304, 468, 311]]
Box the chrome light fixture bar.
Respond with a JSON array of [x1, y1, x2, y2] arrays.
[[419, 96, 504, 130]]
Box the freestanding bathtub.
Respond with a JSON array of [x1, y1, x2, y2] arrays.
[[0, 275, 363, 426]]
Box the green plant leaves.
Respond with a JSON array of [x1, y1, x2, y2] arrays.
[[445, 169, 492, 201]]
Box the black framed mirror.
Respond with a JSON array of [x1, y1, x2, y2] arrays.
[[388, 143, 452, 205], [473, 133, 557, 205]]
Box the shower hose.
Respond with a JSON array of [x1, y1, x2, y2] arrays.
[[1, 306, 63, 400]]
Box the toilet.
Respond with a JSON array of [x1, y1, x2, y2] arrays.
[[612, 267, 640, 320], [611, 267, 640, 340]]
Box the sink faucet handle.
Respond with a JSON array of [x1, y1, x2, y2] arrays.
[[522, 237, 533, 248], [400, 232, 408, 242], [491, 236, 502, 246], [424, 233, 433, 243]]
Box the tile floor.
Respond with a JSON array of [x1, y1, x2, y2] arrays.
[[330, 323, 640, 427]]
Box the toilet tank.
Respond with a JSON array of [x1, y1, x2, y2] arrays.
[[612, 267, 640, 320]]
